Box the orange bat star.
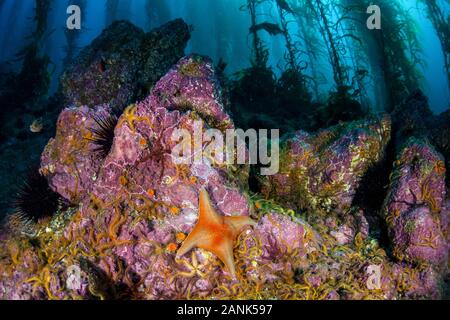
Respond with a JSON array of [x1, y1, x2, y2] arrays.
[[176, 188, 256, 279]]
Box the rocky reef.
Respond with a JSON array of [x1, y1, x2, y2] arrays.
[[260, 116, 391, 214], [383, 138, 448, 267], [0, 18, 191, 219], [392, 90, 450, 188], [61, 19, 191, 111], [0, 55, 318, 300], [0, 27, 448, 300]]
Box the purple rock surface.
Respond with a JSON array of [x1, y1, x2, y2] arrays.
[[383, 138, 448, 267], [61, 19, 190, 111], [261, 116, 391, 214], [40, 105, 111, 202]]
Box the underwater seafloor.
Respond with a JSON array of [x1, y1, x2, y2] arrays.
[[0, 0, 449, 300]]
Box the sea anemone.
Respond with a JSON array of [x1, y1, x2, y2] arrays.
[[11, 169, 60, 228], [90, 113, 118, 157]]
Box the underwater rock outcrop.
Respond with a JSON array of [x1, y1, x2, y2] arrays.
[[40, 105, 113, 203], [85, 55, 248, 218], [261, 116, 391, 214], [60, 19, 191, 111], [0, 55, 320, 300], [0, 54, 448, 300], [0, 19, 191, 220], [392, 90, 450, 187], [383, 138, 448, 268]]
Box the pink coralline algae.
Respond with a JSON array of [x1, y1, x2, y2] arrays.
[[443, 200, 450, 249], [0, 55, 448, 300], [90, 55, 243, 217], [40, 104, 112, 203], [261, 116, 391, 214], [383, 138, 448, 267]]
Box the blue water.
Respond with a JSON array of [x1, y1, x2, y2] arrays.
[[0, 0, 448, 113]]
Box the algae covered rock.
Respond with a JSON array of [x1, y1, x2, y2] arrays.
[[383, 138, 448, 267], [89, 54, 247, 217], [0, 54, 320, 300], [61, 19, 190, 111], [40, 105, 112, 203], [392, 90, 450, 188], [0, 45, 448, 300], [261, 116, 391, 214], [2, 69, 447, 299]]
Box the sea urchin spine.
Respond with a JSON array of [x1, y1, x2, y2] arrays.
[[11, 168, 60, 228], [90, 113, 118, 157]]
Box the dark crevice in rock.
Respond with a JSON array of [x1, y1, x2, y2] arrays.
[[352, 133, 396, 250]]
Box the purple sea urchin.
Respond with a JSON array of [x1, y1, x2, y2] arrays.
[[90, 114, 118, 157], [12, 168, 60, 224]]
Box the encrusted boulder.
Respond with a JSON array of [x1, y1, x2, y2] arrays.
[[392, 90, 450, 188], [261, 116, 391, 214], [60, 19, 190, 111], [40, 105, 111, 203], [383, 138, 448, 267], [236, 213, 318, 282], [88, 55, 244, 216]]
